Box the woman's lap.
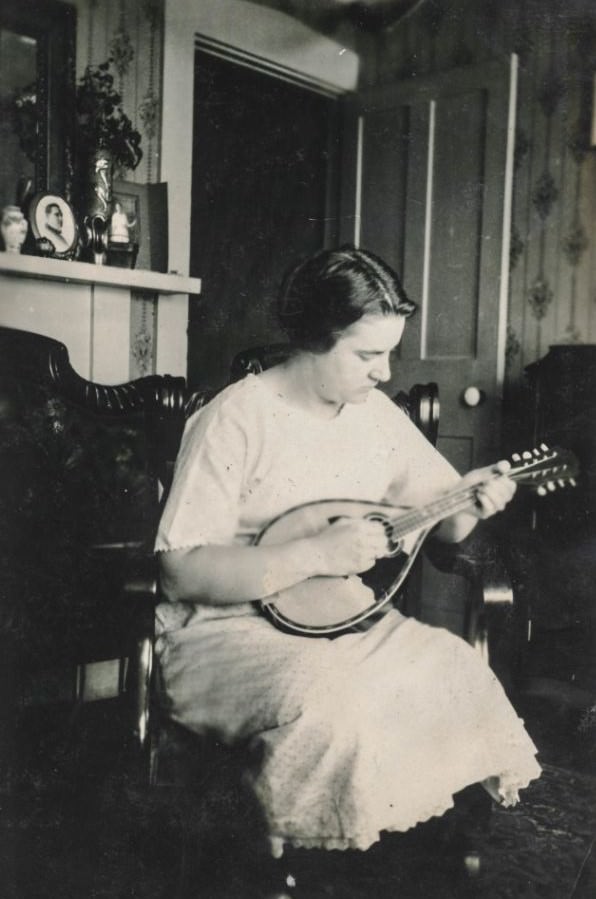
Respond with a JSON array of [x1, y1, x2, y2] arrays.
[[157, 608, 541, 850], [157, 609, 493, 740]]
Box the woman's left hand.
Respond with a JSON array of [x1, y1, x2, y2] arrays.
[[460, 460, 517, 520]]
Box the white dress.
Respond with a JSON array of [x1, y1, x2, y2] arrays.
[[155, 374, 541, 853]]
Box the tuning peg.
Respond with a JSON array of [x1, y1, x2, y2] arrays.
[[537, 485, 547, 496], [512, 452, 521, 462], [557, 479, 566, 488], [547, 481, 556, 491], [532, 448, 542, 457], [569, 477, 577, 487], [523, 451, 533, 460], [540, 443, 549, 452]]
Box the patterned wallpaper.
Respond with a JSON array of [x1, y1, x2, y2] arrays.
[[70, 0, 165, 379], [69, 0, 596, 391], [358, 0, 596, 431], [73, 0, 164, 185]]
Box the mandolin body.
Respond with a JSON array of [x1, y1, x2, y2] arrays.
[[256, 499, 429, 637], [254, 446, 577, 637]]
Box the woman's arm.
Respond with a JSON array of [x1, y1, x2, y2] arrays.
[[160, 540, 317, 604], [159, 517, 389, 604], [435, 461, 516, 544]]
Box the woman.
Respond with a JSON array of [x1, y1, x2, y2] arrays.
[[155, 245, 540, 864]]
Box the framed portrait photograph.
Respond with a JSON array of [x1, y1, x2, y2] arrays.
[[110, 184, 140, 249], [29, 192, 78, 258], [112, 180, 168, 272]]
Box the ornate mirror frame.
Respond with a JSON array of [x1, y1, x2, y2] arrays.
[[1, 0, 76, 200]]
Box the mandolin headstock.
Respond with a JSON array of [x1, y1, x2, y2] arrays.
[[509, 444, 579, 495]]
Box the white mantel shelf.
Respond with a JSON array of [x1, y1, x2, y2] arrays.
[[0, 252, 201, 295]]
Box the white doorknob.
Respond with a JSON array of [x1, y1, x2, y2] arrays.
[[462, 386, 484, 407]]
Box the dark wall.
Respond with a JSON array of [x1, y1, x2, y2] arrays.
[[188, 50, 340, 391]]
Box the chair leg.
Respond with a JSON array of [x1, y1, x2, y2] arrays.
[[261, 868, 296, 899], [174, 822, 201, 899], [442, 783, 494, 879]]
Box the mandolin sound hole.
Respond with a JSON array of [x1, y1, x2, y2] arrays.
[[365, 512, 402, 557]]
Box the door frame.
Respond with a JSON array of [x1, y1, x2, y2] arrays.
[[160, 0, 359, 374], [161, 0, 358, 278]]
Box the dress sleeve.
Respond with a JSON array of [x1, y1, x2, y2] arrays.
[[382, 403, 461, 508], [155, 395, 248, 552]]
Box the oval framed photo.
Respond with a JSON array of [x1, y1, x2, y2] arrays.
[[29, 193, 78, 258]]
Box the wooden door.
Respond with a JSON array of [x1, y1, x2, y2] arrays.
[[340, 57, 518, 472]]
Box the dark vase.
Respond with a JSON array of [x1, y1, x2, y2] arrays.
[[81, 146, 113, 264]]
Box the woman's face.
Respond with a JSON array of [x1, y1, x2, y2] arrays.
[[309, 313, 406, 406]]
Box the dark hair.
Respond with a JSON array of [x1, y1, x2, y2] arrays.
[[277, 244, 417, 352]]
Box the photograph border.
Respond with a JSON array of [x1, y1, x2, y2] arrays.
[[112, 180, 146, 269], [29, 192, 78, 259], [112, 180, 168, 273]]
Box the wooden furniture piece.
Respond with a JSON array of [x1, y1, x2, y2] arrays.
[[523, 345, 596, 704], [0, 325, 180, 718], [0, 326, 512, 896], [0, 324, 199, 898]]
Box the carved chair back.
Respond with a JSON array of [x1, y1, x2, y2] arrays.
[[0, 327, 166, 672]]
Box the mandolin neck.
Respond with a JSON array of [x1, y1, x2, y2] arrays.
[[390, 470, 522, 539]]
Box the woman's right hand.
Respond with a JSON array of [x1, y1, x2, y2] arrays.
[[309, 517, 389, 577]]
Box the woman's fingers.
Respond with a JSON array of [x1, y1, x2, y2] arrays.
[[475, 488, 505, 516], [316, 518, 389, 576], [354, 520, 390, 562], [465, 460, 517, 519]]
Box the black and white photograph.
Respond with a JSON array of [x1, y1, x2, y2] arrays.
[[110, 185, 140, 248], [0, 2, 595, 899], [29, 192, 78, 257]]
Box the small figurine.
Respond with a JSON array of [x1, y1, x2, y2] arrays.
[[1, 205, 28, 253]]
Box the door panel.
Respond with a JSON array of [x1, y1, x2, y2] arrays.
[[341, 58, 517, 470], [426, 89, 484, 359]]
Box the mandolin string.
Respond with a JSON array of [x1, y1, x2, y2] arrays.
[[389, 485, 482, 540], [386, 463, 555, 540]]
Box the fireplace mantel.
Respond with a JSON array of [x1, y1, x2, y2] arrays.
[[0, 253, 201, 383], [0, 252, 201, 295]]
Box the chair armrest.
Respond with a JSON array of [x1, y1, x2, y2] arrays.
[[91, 543, 158, 755], [92, 542, 158, 599], [424, 528, 502, 581], [121, 554, 158, 754], [461, 555, 514, 663], [425, 531, 514, 675], [122, 561, 159, 612]]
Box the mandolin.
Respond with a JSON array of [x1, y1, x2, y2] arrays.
[[256, 445, 578, 638]]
